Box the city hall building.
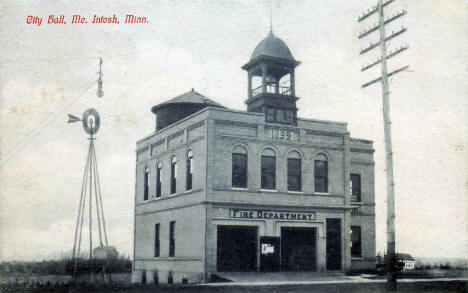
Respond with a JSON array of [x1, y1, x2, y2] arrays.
[[132, 31, 376, 284]]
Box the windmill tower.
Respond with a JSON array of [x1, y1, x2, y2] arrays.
[[68, 108, 110, 281], [67, 58, 111, 281]]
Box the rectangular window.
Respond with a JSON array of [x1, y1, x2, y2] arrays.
[[232, 153, 248, 188], [350, 174, 361, 201], [351, 226, 362, 258], [287, 158, 301, 191], [285, 110, 294, 124], [154, 224, 160, 257], [169, 221, 175, 257], [276, 109, 284, 123], [266, 108, 275, 123], [261, 155, 276, 190], [314, 160, 328, 193], [156, 167, 161, 197]]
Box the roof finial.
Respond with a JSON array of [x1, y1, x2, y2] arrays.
[[97, 58, 104, 98], [269, 7, 273, 34]]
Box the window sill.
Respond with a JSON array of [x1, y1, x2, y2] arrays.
[[287, 191, 303, 194], [260, 189, 277, 192], [136, 189, 203, 206], [351, 257, 364, 260], [314, 192, 329, 195], [231, 187, 248, 191]]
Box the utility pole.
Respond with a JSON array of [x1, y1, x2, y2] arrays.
[[357, 0, 409, 291]]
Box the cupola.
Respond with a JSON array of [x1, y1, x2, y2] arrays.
[[242, 30, 300, 125]]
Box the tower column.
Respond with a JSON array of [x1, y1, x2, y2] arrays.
[[248, 72, 253, 99], [261, 64, 267, 93], [290, 68, 295, 96]]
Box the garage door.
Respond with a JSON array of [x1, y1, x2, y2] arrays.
[[217, 225, 258, 272]]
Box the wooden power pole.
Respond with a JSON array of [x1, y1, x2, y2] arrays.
[[357, 0, 409, 291]]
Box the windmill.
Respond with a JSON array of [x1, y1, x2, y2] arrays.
[[67, 108, 110, 281]]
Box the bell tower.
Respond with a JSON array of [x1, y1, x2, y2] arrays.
[[242, 30, 300, 125]]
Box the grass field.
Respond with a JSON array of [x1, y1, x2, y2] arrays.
[[1, 278, 467, 293]]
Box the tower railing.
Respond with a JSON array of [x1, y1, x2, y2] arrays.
[[251, 85, 291, 98]]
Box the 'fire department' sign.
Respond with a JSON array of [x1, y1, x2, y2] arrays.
[[229, 209, 315, 221]]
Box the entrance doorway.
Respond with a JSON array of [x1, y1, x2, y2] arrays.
[[217, 225, 258, 272], [326, 218, 342, 270], [281, 227, 317, 271], [260, 236, 280, 271]]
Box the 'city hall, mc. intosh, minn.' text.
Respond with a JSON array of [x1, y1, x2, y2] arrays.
[[26, 14, 148, 26]]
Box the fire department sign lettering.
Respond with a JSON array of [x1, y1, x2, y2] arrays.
[[229, 209, 315, 221]]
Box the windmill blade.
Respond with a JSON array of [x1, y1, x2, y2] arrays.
[[68, 114, 81, 123]]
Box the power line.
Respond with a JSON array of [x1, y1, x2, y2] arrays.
[[0, 79, 97, 167], [1, 79, 96, 160]]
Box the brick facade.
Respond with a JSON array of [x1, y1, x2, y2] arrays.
[[133, 107, 376, 284]]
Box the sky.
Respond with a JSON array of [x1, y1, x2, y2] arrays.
[[0, 0, 467, 261]]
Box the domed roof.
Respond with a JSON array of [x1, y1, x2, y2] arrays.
[[250, 31, 296, 61], [151, 89, 225, 113]]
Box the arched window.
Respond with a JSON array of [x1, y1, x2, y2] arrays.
[[156, 162, 162, 198], [287, 151, 302, 192], [143, 166, 149, 201], [171, 156, 177, 194], [314, 154, 328, 193], [186, 151, 193, 190], [232, 146, 248, 188], [261, 148, 276, 190]]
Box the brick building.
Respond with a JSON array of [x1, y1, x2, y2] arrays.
[[132, 31, 376, 284]]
